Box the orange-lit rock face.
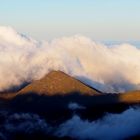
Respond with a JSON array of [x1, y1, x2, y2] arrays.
[[18, 71, 101, 96]]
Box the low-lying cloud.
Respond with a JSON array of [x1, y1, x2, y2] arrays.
[[0, 111, 51, 140], [1, 108, 140, 140], [68, 102, 86, 110], [56, 107, 140, 140], [0, 26, 140, 93]]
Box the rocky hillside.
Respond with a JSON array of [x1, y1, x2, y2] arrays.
[[18, 71, 101, 95]]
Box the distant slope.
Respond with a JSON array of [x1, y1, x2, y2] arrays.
[[18, 71, 101, 95], [119, 90, 140, 103]]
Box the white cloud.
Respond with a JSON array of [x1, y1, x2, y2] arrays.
[[68, 102, 86, 110], [56, 107, 140, 140], [0, 26, 140, 92]]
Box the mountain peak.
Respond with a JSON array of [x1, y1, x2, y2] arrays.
[[43, 70, 70, 78], [18, 70, 101, 95]]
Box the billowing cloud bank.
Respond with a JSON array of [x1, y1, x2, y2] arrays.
[[1, 107, 140, 140], [0, 26, 140, 93], [56, 107, 140, 140]]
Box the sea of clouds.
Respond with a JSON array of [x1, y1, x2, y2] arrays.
[[0, 26, 140, 93], [0, 107, 140, 140]]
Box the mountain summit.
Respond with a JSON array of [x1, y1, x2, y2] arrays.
[[18, 71, 101, 95]]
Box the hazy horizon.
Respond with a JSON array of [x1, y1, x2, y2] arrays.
[[0, 0, 140, 41]]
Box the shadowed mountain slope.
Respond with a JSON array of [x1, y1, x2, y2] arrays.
[[18, 71, 101, 96]]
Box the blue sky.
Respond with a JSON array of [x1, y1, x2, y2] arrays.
[[0, 0, 140, 41]]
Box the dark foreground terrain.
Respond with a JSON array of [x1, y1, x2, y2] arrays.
[[0, 71, 140, 140]]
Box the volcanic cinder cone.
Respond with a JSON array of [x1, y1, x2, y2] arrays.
[[18, 71, 101, 95]]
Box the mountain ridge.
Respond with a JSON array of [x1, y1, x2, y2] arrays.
[[18, 70, 102, 96], [0, 71, 140, 105]]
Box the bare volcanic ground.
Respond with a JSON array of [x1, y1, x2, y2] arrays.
[[18, 70, 101, 95]]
